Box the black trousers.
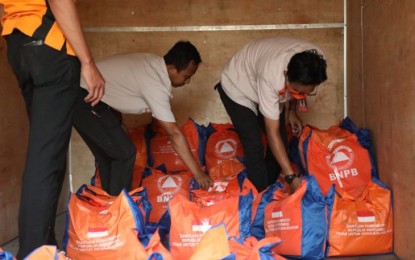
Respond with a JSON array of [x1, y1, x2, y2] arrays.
[[216, 83, 287, 192], [6, 31, 80, 259], [72, 89, 136, 196]]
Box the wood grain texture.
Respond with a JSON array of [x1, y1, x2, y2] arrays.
[[81, 29, 344, 127], [0, 0, 345, 246], [71, 1, 345, 193], [0, 39, 28, 244], [348, 1, 415, 258], [77, 0, 343, 27]]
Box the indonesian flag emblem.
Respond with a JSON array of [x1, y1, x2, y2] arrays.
[[357, 210, 376, 223]]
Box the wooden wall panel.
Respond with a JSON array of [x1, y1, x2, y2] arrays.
[[83, 29, 343, 127], [77, 0, 343, 27], [70, 132, 95, 194], [346, 0, 364, 127], [0, 0, 344, 246], [348, 1, 415, 258], [71, 27, 344, 189], [0, 39, 28, 244]]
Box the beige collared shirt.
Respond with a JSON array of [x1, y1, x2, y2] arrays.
[[81, 53, 176, 122], [221, 37, 324, 120]]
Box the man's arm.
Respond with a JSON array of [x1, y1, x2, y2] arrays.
[[157, 119, 213, 190], [288, 100, 303, 137], [48, 0, 104, 106], [264, 117, 301, 190]]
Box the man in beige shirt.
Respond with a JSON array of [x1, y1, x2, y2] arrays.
[[216, 36, 327, 192], [73, 41, 213, 195]]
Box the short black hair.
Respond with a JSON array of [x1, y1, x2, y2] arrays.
[[163, 41, 202, 72], [287, 49, 327, 85]]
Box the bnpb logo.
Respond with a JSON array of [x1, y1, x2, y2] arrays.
[[325, 139, 355, 171], [157, 175, 183, 196], [214, 138, 238, 159]]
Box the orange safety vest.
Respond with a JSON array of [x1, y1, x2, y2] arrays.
[[0, 0, 75, 55]]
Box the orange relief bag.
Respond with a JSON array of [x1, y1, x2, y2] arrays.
[[326, 177, 393, 256], [63, 190, 148, 259], [76, 185, 151, 225], [189, 224, 231, 260], [191, 178, 240, 207], [190, 224, 287, 260], [228, 236, 287, 260], [128, 126, 148, 188], [147, 118, 205, 173], [205, 123, 245, 179], [142, 168, 193, 223], [128, 186, 153, 225], [208, 159, 246, 180], [168, 192, 253, 259], [24, 246, 67, 260], [145, 229, 172, 260], [191, 170, 258, 207], [250, 182, 283, 238], [91, 167, 102, 189], [263, 176, 329, 259], [301, 124, 373, 198], [298, 125, 313, 170]]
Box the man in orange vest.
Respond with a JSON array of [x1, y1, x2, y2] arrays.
[[0, 1, 105, 258]]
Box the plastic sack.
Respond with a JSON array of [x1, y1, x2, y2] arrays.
[[142, 168, 193, 223], [326, 178, 393, 256], [129, 126, 148, 188], [168, 192, 253, 259], [23, 245, 66, 260], [228, 236, 286, 260], [76, 185, 152, 230], [251, 182, 283, 238], [190, 224, 231, 260], [205, 123, 245, 179], [147, 118, 206, 172], [191, 170, 257, 207], [145, 229, 172, 260], [263, 176, 330, 259], [300, 120, 374, 198], [63, 189, 148, 259]]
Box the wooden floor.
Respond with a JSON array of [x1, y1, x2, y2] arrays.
[[1, 213, 400, 259]]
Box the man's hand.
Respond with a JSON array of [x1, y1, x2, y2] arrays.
[[157, 119, 214, 190], [289, 176, 301, 193], [288, 110, 302, 137], [193, 171, 213, 190], [48, 0, 105, 106], [82, 62, 105, 106]]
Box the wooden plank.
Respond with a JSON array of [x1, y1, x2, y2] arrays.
[[347, 0, 364, 126], [71, 28, 344, 191], [77, 0, 343, 27], [348, 1, 415, 258], [83, 29, 344, 127], [0, 39, 28, 244]]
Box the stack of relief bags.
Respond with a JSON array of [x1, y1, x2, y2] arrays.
[[251, 117, 393, 259], [62, 116, 392, 259], [62, 118, 285, 259]]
